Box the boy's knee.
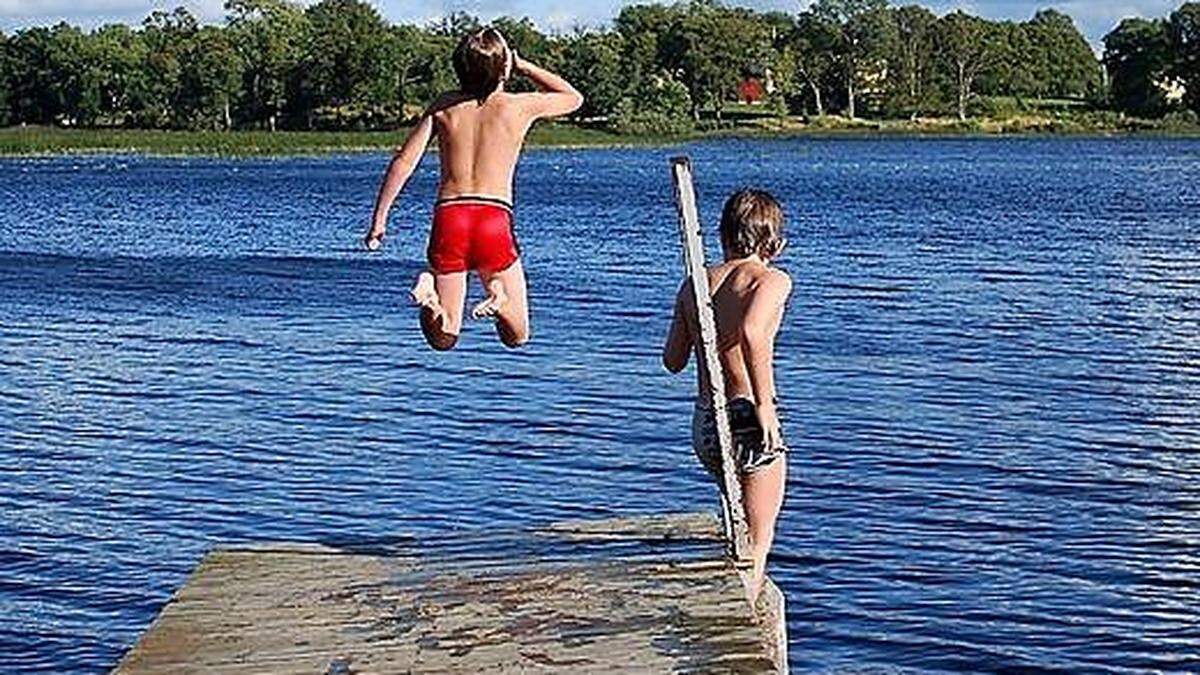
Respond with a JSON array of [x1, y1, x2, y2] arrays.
[[500, 327, 530, 349], [502, 334, 529, 349], [427, 332, 459, 352]]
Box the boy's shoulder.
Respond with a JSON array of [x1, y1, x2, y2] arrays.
[[430, 91, 471, 110], [432, 90, 529, 115], [764, 266, 792, 286], [728, 261, 791, 287], [757, 266, 793, 300]]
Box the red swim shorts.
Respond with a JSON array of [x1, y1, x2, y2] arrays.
[[427, 197, 520, 275]]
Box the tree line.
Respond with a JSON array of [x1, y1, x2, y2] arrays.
[[1105, 4, 1200, 117], [0, 0, 1196, 134]]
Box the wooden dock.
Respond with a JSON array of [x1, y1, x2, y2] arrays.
[[115, 513, 787, 673]]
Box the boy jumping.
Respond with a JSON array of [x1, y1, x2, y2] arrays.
[[364, 28, 582, 350], [663, 189, 792, 599]]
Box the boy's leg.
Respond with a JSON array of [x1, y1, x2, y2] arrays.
[[411, 270, 467, 351], [474, 260, 530, 348], [741, 457, 787, 599]]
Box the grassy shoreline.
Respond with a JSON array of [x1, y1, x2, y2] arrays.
[[0, 125, 676, 157], [2, 116, 1198, 157]]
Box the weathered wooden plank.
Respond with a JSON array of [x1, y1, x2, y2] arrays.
[[542, 511, 720, 540], [115, 513, 786, 674]]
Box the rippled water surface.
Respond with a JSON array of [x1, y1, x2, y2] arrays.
[[3, 138, 1200, 672]]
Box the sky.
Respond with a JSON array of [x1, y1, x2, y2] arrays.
[[0, 0, 1184, 46]]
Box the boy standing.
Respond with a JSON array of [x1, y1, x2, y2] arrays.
[[365, 28, 583, 350], [663, 189, 792, 598]]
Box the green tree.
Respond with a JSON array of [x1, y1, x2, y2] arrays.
[[751, 10, 793, 113], [788, 12, 839, 116], [137, 8, 198, 128], [5, 23, 142, 127], [559, 30, 626, 118], [888, 5, 937, 116], [6, 28, 54, 124], [935, 11, 1000, 121], [388, 27, 449, 104], [89, 24, 147, 125], [179, 26, 243, 129], [611, 3, 694, 128], [6, 24, 100, 125], [47, 24, 99, 125], [0, 31, 9, 125], [29, 23, 118, 126], [0, 1, 1186, 131], [812, 0, 896, 119], [299, 0, 392, 127], [667, 3, 771, 121], [1023, 10, 1101, 99], [226, 0, 307, 130], [492, 16, 550, 63], [615, 2, 679, 67], [978, 20, 1032, 99], [614, 3, 680, 109], [1168, 2, 1200, 114], [429, 11, 480, 38], [1104, 17, 1173, 116], [610, 73, 692, 135], [379, 24, 425, 116]]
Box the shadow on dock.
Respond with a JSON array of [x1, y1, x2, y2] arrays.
[[115, 513, 787, 673]]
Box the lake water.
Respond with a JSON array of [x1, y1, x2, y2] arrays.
[[2, 137, 1199, 672]]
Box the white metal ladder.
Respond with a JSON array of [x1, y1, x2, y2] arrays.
[[670, 157, 753, 567]]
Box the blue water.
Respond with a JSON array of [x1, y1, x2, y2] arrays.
[[3, 137, 1200, 672]]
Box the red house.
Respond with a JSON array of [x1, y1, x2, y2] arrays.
[[738, 77, 766, 104]]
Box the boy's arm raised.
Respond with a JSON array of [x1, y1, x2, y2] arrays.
[[364, 102, 440, 250], [513, 54, 584, 120]]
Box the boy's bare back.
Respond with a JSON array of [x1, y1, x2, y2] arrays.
[[367, 53, 581, 246], [672, 259, 792, 403], [431, 88, 566, 202], [704, 259, 792, 401]]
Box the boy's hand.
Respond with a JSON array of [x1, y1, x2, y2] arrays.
[[756, 403, 785, 451], [364, 222, 386, 251], [512, 50, 529, 75], [764, 424, 786, 453]]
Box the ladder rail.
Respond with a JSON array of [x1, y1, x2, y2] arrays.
[[670, 157, 752, 565]]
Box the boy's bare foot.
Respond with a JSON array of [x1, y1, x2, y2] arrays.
[[472, 279, 507, 320], [746, 570, 766, 605], [743, 552, 767, 605], [411, 272, 445, 322]]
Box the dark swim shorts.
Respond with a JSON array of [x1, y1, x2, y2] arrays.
[[691, 397, 787, 477]]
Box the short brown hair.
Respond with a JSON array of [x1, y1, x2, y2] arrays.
[[452, 28, 510, 101], [719, 189, 785, 259]]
